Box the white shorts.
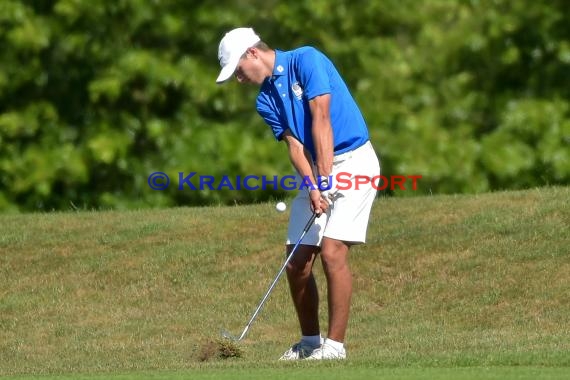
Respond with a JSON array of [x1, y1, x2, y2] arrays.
[[286, 141, 380, 246]]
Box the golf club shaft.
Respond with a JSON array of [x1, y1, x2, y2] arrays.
[[234, 212, 318, 341]]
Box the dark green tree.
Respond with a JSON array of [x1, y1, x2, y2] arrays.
[[0, 0, 568, 211]]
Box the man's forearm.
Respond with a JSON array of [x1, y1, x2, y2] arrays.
[[288, 140, 318, 187], [309, 95, 334, 178]]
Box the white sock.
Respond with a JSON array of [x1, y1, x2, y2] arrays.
[[324, 338, 344, 351], [301, 334, 322, 347]]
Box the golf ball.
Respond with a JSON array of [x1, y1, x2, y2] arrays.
[[275, 202, 287, 212]]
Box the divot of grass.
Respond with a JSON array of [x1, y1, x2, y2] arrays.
[[197, 339, 242, 362]]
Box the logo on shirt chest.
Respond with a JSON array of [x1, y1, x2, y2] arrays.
[[291, 82, 303, 100]]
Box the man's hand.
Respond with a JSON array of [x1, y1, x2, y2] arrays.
[[309, 189, 330, 215], [317, 175, 338, 206]]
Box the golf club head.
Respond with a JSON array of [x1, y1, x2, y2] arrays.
[[221, 325, 249, 342], [220, 329, 240, 342]]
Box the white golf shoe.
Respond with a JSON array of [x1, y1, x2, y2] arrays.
[[278, 341, 319, 360], [305, 340, 346, 360]]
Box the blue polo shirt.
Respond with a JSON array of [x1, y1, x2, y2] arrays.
[[256, 47, 369, 160]]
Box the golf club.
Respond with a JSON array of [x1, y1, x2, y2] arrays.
[[221, 211, 319, 342]]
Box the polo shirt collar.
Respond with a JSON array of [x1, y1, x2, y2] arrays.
[[272, 50, 288, 78]]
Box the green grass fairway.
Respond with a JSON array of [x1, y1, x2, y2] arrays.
[[1, 187, 569, 380], [3, 366, 570, 380]]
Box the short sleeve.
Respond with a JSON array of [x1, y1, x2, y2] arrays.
[[257, 93, 285, 141], [294, 48, 331, 100]]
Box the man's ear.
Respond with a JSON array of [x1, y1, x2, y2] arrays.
[[246, 47, 259, 58]]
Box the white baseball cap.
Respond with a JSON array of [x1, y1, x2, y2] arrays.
[[216, 27, 261, 83]]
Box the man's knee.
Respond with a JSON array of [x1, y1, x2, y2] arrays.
[[285, 244, 318, 275], [320, 238, 350, 268]]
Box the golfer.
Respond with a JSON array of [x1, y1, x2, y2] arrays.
[[216, 27, 380, 360]]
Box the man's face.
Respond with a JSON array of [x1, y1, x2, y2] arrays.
[[234, 49, 264, 85]]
